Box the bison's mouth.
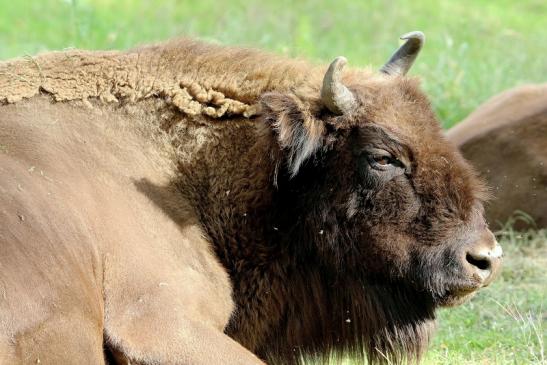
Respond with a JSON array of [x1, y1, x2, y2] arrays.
[[438, 260, 502, 307], [437, 285, 481, 307], [437, 288, 479, 307]]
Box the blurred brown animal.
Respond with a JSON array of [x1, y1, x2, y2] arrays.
[[0, 33, 502, 364], [447, 84, 547, 229]]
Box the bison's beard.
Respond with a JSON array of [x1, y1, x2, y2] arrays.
[[248, 270, 438, 365]]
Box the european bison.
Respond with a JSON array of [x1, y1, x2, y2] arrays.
[[447, 84, 547, 229], [0, 32, 502, 364]]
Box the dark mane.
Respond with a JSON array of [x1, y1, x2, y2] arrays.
[[178, 126, 439, 364]]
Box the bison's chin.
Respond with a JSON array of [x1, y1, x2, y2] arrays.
[[436, 263, 502, 307], [436, 287, 479, 307]]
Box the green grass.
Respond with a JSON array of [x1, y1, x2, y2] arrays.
[[1, 1, 545, 363], [1, 0, 546, 127]]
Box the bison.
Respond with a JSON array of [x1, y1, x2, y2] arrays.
[[447, 84, 547, 229], [0, 32, 502, 364]]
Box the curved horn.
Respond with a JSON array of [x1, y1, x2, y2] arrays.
[[380, 31, 425, 76], [321, 56, 357, 115]]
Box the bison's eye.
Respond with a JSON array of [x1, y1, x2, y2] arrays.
[[372, 155, 392, 166], [368, 153, 404, 170], [357, 148, 407, 187]]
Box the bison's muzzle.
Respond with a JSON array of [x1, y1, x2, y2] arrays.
[[442, 229, 502, 306], [464, 229, 502, 286]]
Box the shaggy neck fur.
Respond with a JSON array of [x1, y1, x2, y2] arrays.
[[178, 122, 436, 363]]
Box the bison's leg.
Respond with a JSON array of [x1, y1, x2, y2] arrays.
[[102, 224, 264, 365], [106, 316, 264, 365], [6, 309, 105, 364]]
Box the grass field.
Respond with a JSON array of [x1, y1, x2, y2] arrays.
[[0, 1, 545, 364]]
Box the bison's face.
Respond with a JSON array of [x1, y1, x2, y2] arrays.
[[340, 96, 503, 307], [262, 32, 502, 307]]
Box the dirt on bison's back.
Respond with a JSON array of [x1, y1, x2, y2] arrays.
[[447, 84, 547, 229]]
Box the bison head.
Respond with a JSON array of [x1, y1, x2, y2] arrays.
[[261, 32, 502, 310]]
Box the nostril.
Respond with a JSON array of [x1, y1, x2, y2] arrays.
[[466, 252, 491, 271]]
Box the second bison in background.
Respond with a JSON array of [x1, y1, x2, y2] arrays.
[[448, 84, 547, 229]]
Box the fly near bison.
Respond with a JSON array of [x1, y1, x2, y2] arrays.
[[0, 32, 502, 364]]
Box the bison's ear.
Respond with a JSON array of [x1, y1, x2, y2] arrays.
[[261, 92, 326, 177]]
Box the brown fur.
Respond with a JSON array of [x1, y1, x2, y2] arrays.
[[0, 39, 335, 116], [447, 84, 547, 228], [0, 38, 500, 364]]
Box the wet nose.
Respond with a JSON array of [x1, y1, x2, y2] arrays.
[[465, 232, 503, 284]]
